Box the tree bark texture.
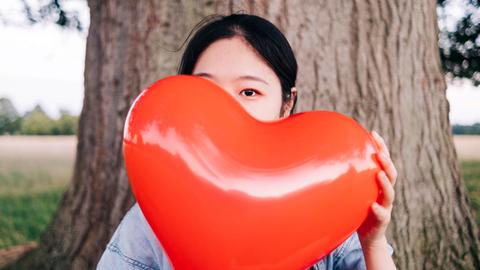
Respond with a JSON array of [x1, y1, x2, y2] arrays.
[[7, 0, 479, 269]]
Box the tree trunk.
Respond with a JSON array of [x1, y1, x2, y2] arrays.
[[6, 0, 479, 269]]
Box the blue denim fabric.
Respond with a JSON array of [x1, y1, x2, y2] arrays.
[[96, 203, 393, 270]]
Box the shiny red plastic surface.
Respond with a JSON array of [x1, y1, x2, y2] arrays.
[[123, 75, 381, 270]]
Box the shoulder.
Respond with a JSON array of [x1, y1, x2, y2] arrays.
[[96, 203, 172, 270], [310, 232, 394, 270]]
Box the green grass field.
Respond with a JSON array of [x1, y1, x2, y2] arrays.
[[0, 136, 479, 251], [0, 188, 65, 249], [0, 136, 74, 249], [462, 160, 480, 226]]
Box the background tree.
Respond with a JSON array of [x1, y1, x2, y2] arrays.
[[52, 110, 79, 135], [20, 105, 55, 135], [0, 97, 21, 135], [0, 99, 79, 136], [453, 123, 480, 134], [438, 0, 480, 85], [6, 0, 480, 270], [17, 0, 84, 31]]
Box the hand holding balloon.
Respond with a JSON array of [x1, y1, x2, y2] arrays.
[[357, 130, 398, 270], [358, 131, 398, 243]]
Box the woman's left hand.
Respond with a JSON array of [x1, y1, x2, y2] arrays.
[[357, 130, 398, 248]]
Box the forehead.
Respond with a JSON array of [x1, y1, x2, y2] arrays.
[[192, 36, 279, 83]]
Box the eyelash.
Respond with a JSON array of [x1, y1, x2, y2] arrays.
[[240, 88, 261, 97]]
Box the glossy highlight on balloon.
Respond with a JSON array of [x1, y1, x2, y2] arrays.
[[122, 75, 381, 270]]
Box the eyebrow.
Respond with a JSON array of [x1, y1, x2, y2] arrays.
[[193, 72, 269, 85]]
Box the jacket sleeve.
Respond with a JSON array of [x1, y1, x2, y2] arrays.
[[96, 203, 173, 270], [333, 232, 394, 270]]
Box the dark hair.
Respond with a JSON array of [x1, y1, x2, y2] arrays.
[[177, 13, 298, 115]]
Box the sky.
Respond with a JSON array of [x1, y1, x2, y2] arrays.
[[0, 0, 88, 119], [0, 0, 479, 124]]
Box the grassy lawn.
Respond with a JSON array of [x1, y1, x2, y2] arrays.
[[0, 187, 65, 249], [0, 136, 74, 249], [462, 160, 480, 226]]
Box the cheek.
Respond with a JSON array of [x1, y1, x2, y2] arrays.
[[239, 95, 283, 122]]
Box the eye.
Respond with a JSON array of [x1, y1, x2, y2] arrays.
[[240, 88, 261, 97]]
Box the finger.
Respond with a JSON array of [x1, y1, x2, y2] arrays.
[[378, 171, 395, 207], [372, 130, 391, 157], [371, 201, 391, 223], [377, 152, 398, 186]]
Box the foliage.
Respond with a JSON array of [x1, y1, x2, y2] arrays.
[[51, 109, 78, 135], [20, 105, 56, 135], [0, 98, 22, 135], [438, 0, 480, 85], [19, 0, 84, 31], [452, 123, 480, 134], [0, 97, 79, 136]]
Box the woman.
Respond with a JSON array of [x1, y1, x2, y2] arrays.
[[97, 13, 398, 270]]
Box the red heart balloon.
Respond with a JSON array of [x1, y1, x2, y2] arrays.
[[123, 75, 381, 270]]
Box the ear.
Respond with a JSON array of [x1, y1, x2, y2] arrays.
[[280, 87, 297, 119]]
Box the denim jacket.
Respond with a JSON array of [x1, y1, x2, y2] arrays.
[[96, 203, 393, 270]]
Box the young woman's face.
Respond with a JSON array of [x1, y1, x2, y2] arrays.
[[192, 36, 286, 122]]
